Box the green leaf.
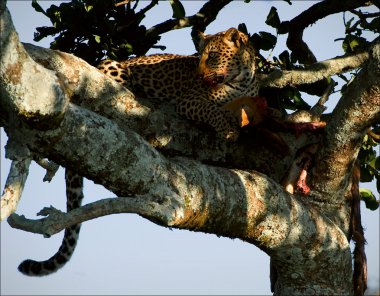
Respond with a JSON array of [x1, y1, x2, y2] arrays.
[[266, 7, 281, 29], [31, 0, 47, 15], [360, 188, 379, 210], [258, 31, 277, 51], [284, 88, 310, 110], [169, 0, 185, 19], [85, 5, 94, 12], [120, 42, 133, 52], [292, 92, 310, 110], [342, 35, 369, 53], [244, 0, 252, 3], [94, 35, 101, 43]]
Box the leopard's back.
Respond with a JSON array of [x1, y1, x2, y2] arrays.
[[98, 54, 200, 100]]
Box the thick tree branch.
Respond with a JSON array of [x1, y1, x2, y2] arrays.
[[310, 40, 380, 198], [0, 5, 68, 128], [286, 0, 369, 64], [7, 195, 166, 236], [4, 99, 341, 249], [0, 158, 31, 221]]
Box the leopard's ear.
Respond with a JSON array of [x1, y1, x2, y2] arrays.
[[224, 28, 247, 47], [224, 28, 240, 44]]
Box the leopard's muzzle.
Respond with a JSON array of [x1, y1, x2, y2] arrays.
[[201, 73, 226, 88]]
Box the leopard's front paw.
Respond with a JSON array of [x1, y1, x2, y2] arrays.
[[219, 126, 239, 142], [219, 111, 240, 142]]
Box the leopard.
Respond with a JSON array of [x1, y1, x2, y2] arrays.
[[98, 27, 260, 141], [17, 27, 259, 276]]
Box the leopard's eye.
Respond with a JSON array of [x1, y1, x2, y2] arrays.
[[208, 52, 218, 58]]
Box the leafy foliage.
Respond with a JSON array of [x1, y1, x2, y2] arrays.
[[31, 0, 164, 65]]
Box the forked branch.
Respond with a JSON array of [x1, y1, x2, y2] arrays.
[[310, 40, 380, 197]]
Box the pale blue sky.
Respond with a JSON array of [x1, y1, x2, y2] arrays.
[[1, 1, 379, 295]]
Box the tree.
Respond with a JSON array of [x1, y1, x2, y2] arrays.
[[1, 0, 379, 295]]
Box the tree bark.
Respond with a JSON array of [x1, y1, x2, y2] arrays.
[[1, 2, 379, 295]]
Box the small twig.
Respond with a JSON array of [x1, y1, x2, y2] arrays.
[[311, 81, 335, 116], [136, 0, 158, 16], [345, 9, 380, 34], [350, 9, 380, 19], [1, 158, 31, 221], [115, 0, 131, 7], [34, 158, 60, 182]]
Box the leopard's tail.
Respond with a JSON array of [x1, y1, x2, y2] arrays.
[[18, 170, 83, 276]]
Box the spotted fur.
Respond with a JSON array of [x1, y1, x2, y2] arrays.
[[18, 170, 83, 276], [98, 28, 259, 141]]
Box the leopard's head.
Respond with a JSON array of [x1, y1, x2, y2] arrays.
[[197, 28, 256, 88]]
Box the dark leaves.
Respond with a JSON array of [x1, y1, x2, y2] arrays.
[[266, 7, 280, 29], [31, 0, 164, 65], [252, 31, 277, 51]]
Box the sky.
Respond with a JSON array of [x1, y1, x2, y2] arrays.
[[1, 1, 379, 295]]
